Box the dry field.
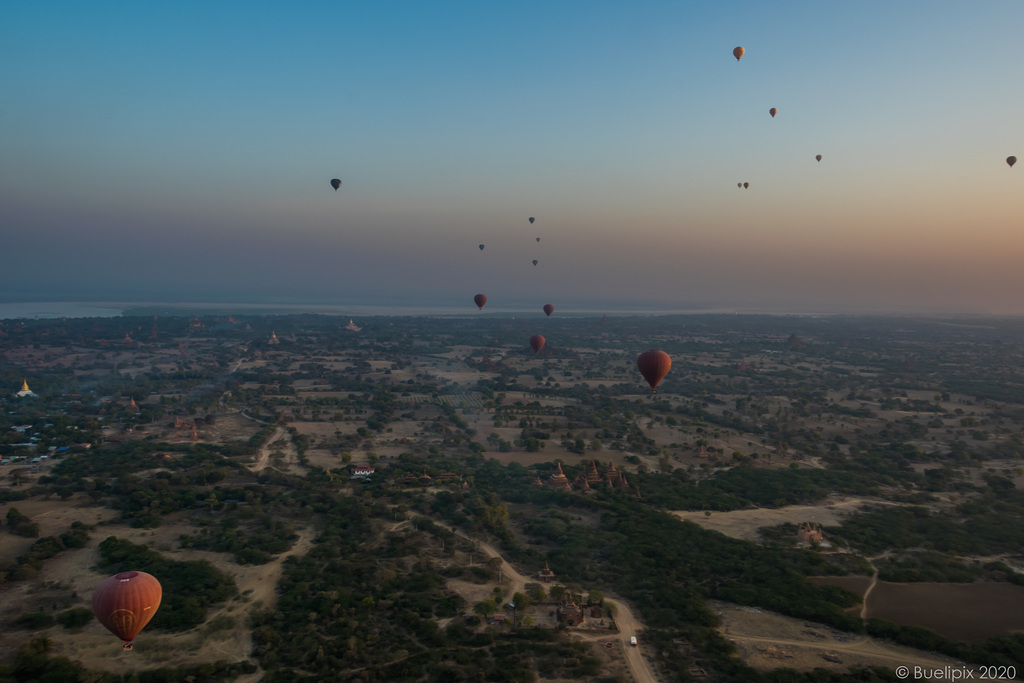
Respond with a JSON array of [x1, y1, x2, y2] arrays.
[[865, 581, 1024, 643], [672, 497, 906, 543], [714, 600, 980, 675], [0, 496, 313, 680]]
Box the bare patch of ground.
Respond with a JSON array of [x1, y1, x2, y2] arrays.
[[672, 497, 906, 543], [714, 600, 979, 675]]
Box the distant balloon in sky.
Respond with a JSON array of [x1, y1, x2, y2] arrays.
[[532, 260, 538, 266], [479, 244, 485, 251], [737, 183, 742, 188], [637, 350, 671, 392], [743, 182, 749, 188], [330, 179, 341, 191], [769, 108, 777, 118], [733, 46, 744, 61], [474, 294, 487, 310], [536, 237, 541, 242], [543, 304, 554, 317], [92, 571, 162, 650], [529, 334, 545, 354], [529, 217, 535, 224], [815, 155, 822, 162], [1009, 156, 1018, 168]]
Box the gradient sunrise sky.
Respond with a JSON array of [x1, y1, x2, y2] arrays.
[[2, 1, 1021, 314]]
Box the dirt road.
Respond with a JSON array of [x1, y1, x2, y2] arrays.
[[448, 527, 658, 683]]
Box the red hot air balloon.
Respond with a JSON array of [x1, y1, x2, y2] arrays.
[[474, 294, 487, 310], [543, 304, 554, 317], [1009, 156, 1018, 168], [92, 571, 162, 650], [330, 179, 341, 191], [733, 46, 744, 61], [529, 334, 545, 353], [637, 350, 671, 392]]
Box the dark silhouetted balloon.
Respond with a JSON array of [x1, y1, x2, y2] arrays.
[[479, 244, 485, 251], [1009, 156, 1018, 168], [769, 107, 777, 118], [536, 237, 541, 242], [92, 571, 162, 650], [529, 334, 545, 353], [529, 217, 535, 224], [637, 350, 671, 392], [543, 304, 554, 317], [743, 182, 749, 188], [330, 179, 341, 191], [733, 46, 744, 61], [532, 260, 538, 266], [816, 155, 822, 162], [474, 294, 487, 310], [737, 183, 742, 188]]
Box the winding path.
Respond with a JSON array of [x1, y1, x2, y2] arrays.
[[441, 525, 658, 683]]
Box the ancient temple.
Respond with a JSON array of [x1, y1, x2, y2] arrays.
[[548, 463, 572, 491], [15, 380, 37, 398], [125, 397, 140, 414], [797, 523, 823, 543], [268, 331, 280, 345], [345, 318, 362, 331]]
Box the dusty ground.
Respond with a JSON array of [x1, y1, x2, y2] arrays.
[[714, 600, 982, 675], [672, 497, 907, 542], [0, 506, 313, 679]]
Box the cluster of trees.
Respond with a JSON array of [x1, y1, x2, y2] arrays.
[[2, 521, 88, 582], [179, 514, 297, 565], [98, 537, 237, 632]]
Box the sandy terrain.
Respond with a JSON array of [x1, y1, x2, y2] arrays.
[[714, 600, 983, 675], [672, 497, 907, 542]]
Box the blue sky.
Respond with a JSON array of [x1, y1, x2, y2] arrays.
[[2, 1, 1022, 313]]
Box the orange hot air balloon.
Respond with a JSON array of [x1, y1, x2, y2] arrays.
[[637, 350, 671, 392], [769, 107, 777, 118], [92, 571, 162, 650], [474, 294, 487, 310], [815, 154, 822, 162], [543, 304, 554, 317], [1008, 156, 1017, 168], [529, 217, 535, 224], [733, 46, 744, 61], [743, 182, 749, 188], [330, 179, 341, 191], [529, 334, 545, 353]]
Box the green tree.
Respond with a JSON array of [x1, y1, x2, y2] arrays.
[[473, 599, 498, 618]]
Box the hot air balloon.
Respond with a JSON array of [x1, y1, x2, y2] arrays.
[[543, 304, 554, 317], [743, 182, 749, 189], [815, 155, 822, 163], [733, 46, 744, 61], [529, 335, 545, 353], [479, 244, 485, 251], [637, 350, 671, 392], [330, 179, 341, 191], [474, 294, 487, 310], [532, 260, 538, 266], [769, 108, 777, 118], [1009, 156, 1018, 168], [737, 183, 742, 188], [529, 217, 535, 224], [92, 571, 162, 650], [536, 237, 541, 242]]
